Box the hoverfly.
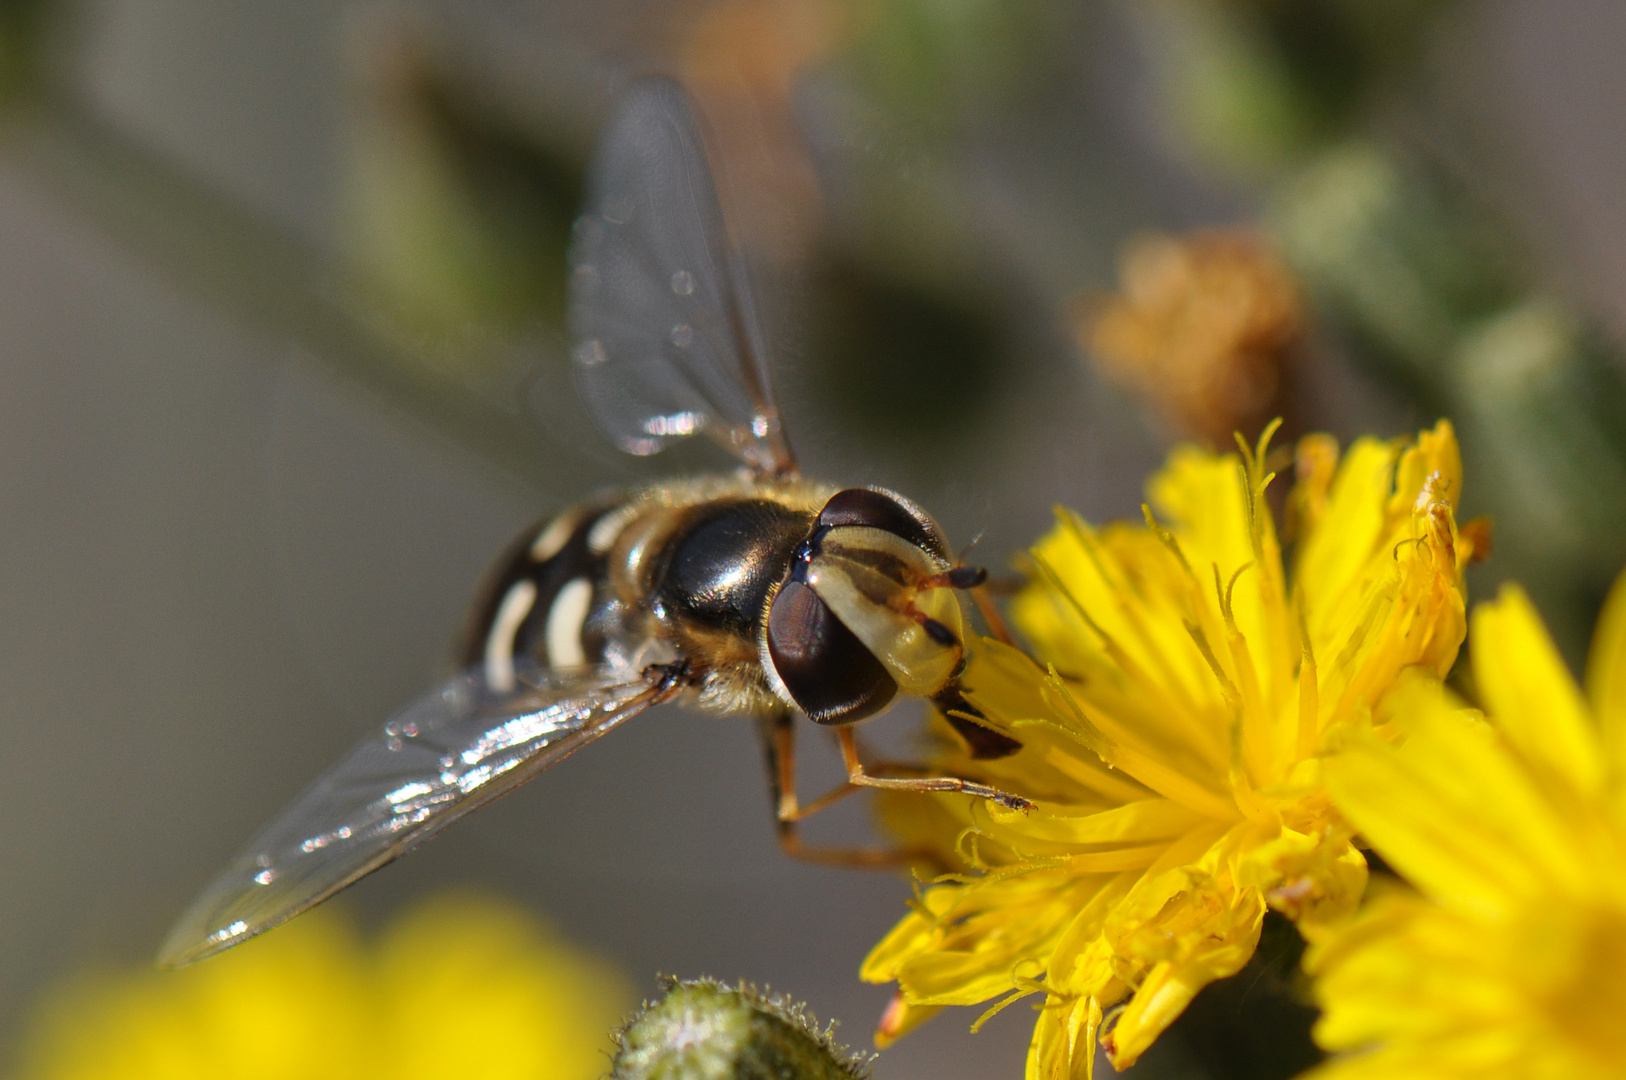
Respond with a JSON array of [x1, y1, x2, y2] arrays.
[[159, 77, 1027, 968]]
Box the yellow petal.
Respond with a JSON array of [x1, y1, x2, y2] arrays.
[[1294, 436, 1402, 654], [878, 871, 1111, 1005], [1150, 445, 1293, 699], [896, 951, 1035, 1005], [374, 893, 630, 1080], [1047, 679, 1238, 820], [1027, 996, 1101, 1080], [1046, 871, 1140, 995], [1587, 566, 1626, 775], [874, 994, 940, 1049], [1305, 888, 1531, 1076], [1293, 423, 1468, 754], [1104, 892, 1265, 1068], [1327, 674, 1590, 916], [1238, 827, 1367, 932], [1016, 519, 1216, 721], [1147, 449, 1256, 614], [1038, 744, 1159, 807], [1018, 525, 1231, 777], [1472, 584, 1603, 797], [860, 890, 959, 983], [1296, 421, 1463, 662], [981, 798, 1206, 848], [962, 640, 1156, 806], [1389, 419, 1461, 521]]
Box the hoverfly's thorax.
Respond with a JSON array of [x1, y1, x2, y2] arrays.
[[631, 481, 832, 714], [653, 499, 814, 638]]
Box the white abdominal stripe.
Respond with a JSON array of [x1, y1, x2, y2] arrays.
[[545, 578, 594, 670]]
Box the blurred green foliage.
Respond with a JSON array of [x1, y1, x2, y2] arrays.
[[1271, 144, 1521, 389], [1264, 127, 1626, 661], [0, 0, 47, 105], [807, 240, 1007, 446], [1144, 0, 1459, 171], [343, 34, 585, 355], [838, 0, 1065, 127]]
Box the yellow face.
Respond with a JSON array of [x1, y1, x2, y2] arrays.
[[802, 525, 965, 698]]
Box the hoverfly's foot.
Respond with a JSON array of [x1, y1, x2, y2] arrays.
[[953, 778, 1031, 813], [990, 789, 1033, 813]]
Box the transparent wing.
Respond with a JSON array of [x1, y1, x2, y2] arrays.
[[159, 665, 673, 967], [569, 77, 795, 476]]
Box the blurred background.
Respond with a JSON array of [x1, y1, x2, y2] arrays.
[[0, 1, 1623, 1078]]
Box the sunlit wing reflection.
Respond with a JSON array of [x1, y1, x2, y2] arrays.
[[159, 667, 661, 967]]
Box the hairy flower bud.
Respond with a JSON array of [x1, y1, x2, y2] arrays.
[[612, 977, 872, 1080]]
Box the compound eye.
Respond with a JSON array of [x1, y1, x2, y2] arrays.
[[766, 581, 897, 725], [816, 488, 949, 561]]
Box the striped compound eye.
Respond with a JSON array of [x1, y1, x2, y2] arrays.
[[764, 487, 972, 724], [813, 487, 949, 560], [766, 581, 896, 725]]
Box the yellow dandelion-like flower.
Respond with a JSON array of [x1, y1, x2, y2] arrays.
[[12, 891, 633, 1080], [863, 420, 1475, 1078], [1307, 571, 1626, 1080]]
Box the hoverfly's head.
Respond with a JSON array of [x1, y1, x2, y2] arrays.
[[762, 488, 984, 725]]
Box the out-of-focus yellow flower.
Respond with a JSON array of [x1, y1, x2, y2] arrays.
[[863, 421, 1475, 1078], [12, 892, 633, 1080], [1306, 572, 1626, 1080]]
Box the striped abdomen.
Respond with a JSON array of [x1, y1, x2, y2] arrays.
[[458, 475, 833, 711], [458, 497, 641, 692]]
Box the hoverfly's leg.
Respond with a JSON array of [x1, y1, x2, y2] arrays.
[[758, 712, 918, 869], [838, 727, 1032, 812], [642, 658, 697, 697], [764, 711, 862, 821], [969, 584, 1017, 647], [977, 574, 1025, 596]]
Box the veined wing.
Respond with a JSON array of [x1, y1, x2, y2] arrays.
[[159, 664, 681, 967], [569, 77, 796, 477]]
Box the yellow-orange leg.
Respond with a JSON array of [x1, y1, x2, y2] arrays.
[[970, 583, 1018, 647], [759, 715, 1032, 868], [837, 727, 1030, 811], [760, 711, 911, 868]]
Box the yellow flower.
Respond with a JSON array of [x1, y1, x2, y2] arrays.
[[863, 421, 1474, 1078], [1307, 572, 1626, 1080], [12, 892, 633, 1080]]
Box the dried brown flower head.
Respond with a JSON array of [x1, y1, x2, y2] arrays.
[[1083, 229, 1303, 445]]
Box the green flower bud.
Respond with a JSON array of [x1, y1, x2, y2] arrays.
[[612, 977, 873, 1080]]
